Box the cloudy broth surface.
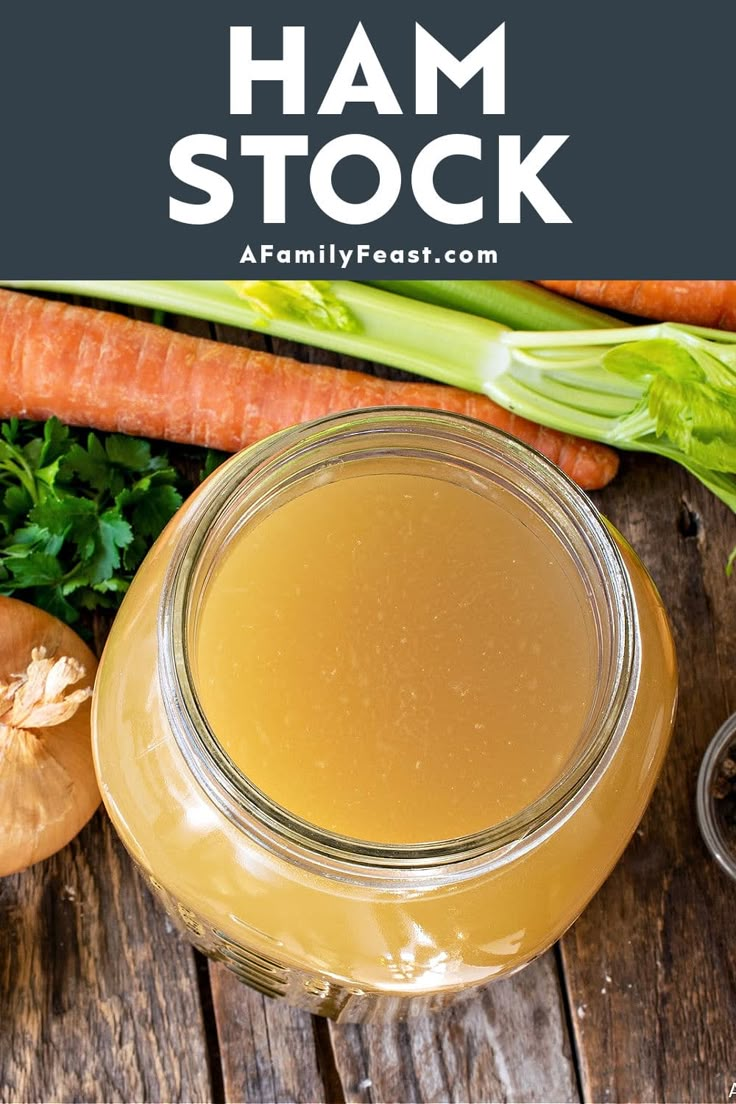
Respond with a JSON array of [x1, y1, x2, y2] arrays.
[[193, 469, 597, 844]]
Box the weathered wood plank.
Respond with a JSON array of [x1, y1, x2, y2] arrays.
[[209, 965, 333, 1104], [0, 812, 213, 1103], [562, 453, 736, 1104], [329, 952, 579, 1104]]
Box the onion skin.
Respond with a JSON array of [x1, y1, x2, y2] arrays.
[[0, 597, 99, 877]]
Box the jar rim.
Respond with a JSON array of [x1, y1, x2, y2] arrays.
[[158, 407, 639, 885], [696, 712, 736, 881]]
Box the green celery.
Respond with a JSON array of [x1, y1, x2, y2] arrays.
[[367, 280, 621, 332], [4, 279, 736, 516]]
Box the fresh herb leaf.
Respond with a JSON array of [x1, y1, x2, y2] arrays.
[[61, 437, 113, 493], [126, 483, 182, 538], [104, 434, 157, 472], [2, 552, 65, 589], [1, 485, 32, 529], [0, 417, 189, 625], [97, 509, 134, 573]]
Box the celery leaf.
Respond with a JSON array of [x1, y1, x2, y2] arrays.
[[603, 336, 736, 471], [648, 375, 736, 472]]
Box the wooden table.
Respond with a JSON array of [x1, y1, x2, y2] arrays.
[[2, 305, 735, 1104]]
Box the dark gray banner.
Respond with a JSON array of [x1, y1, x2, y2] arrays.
[[1, 1, 733, 277]]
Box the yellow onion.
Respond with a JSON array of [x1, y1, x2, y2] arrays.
[[0, 596, 99, 876]]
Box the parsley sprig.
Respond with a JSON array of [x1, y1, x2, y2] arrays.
[[0, 418, 185, 624]]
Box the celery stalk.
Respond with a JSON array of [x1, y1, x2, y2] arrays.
[[4, 279, 736, 516], [366, 280, 621, 332]]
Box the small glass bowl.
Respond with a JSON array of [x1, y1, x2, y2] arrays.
[[697, 713, 736, 881]]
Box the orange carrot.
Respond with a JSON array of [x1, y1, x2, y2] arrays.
[[538, 280, 736, 331], [0, 289, 618, 491]]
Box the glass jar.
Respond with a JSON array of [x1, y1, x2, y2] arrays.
[[92, 408, 677, 1021], [697, 712, 736, 881]]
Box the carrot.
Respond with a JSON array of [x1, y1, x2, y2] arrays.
[[0, 289, 618, 491], [538, 280, 736, 331]]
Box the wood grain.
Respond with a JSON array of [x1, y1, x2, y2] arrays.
[[562, 453, 736, 1104], [0, 813, 213, 1103], [209, 964, 335, 1104], [329, 952, 579, 1104]]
